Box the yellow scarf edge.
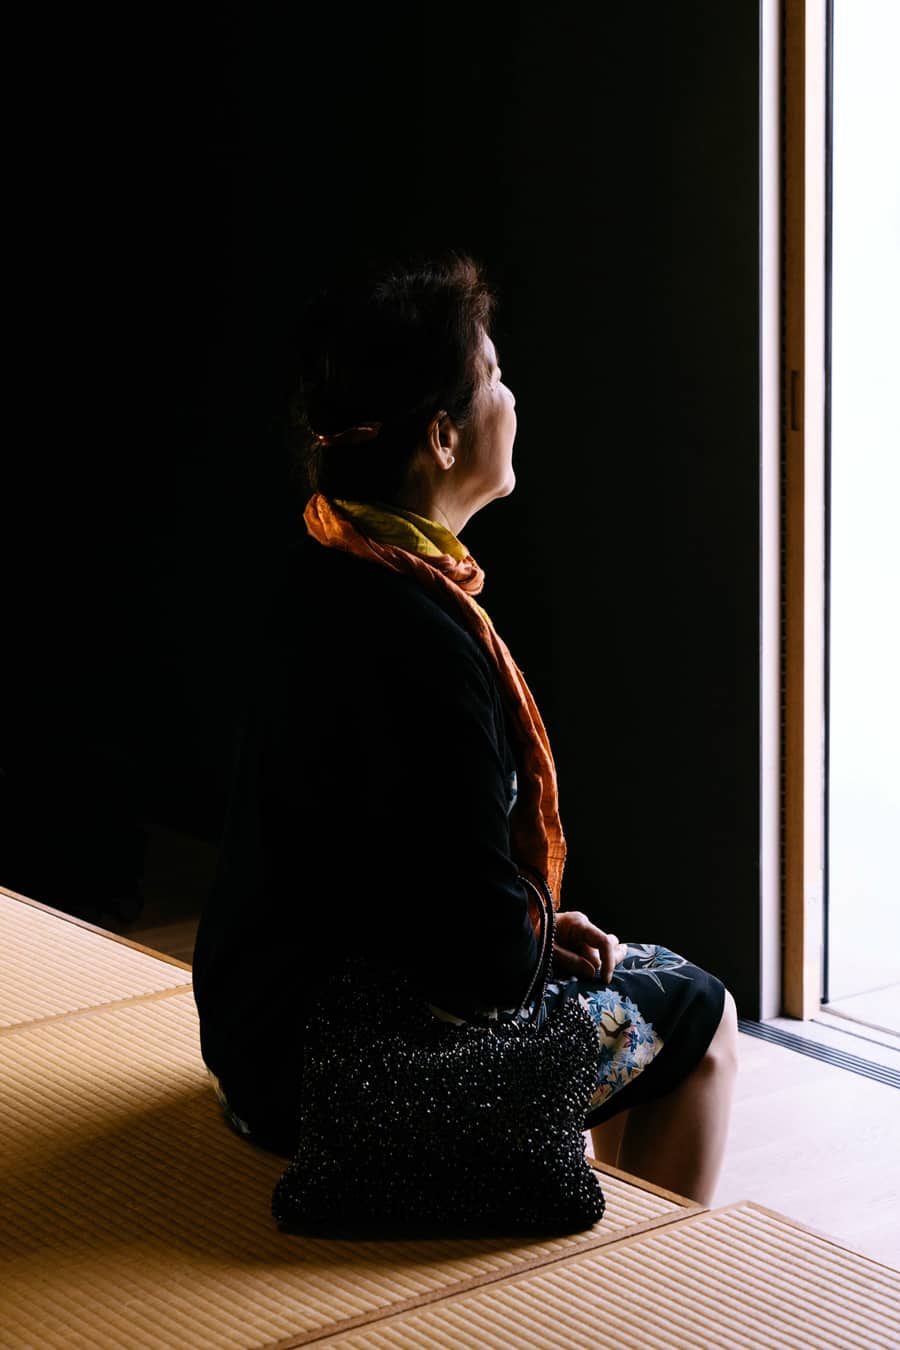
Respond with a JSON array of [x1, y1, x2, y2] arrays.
[[333, 499, 468, 562]]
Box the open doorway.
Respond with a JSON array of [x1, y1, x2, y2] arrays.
[[823, 0, 900, 1037]]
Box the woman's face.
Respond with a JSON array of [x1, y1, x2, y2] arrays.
[[459, 331, 517, 513]]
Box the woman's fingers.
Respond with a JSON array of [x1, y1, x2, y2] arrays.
[[556, 911, 608, 948], [600, 935, 631, 982], [552, 945, 602, 980], [601, 933, 619, 983], [552, 936, 631, 983], [552, 913, 631, 983]]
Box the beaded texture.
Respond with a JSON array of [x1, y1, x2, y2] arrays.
[[272, 878, 605, 1238]]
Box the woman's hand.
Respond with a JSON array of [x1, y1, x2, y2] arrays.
[[552, 911, 629, 983]]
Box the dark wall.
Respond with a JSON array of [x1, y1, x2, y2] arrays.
[[5, 4, 762, 1012]]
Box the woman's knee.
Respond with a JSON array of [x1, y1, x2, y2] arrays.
[[686, 988, 739, 1087], [704, 988, 739, 1075]]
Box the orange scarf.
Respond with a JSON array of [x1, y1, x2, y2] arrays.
[[303, 493, 566, 905]]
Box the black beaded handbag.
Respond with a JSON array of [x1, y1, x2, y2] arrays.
[[271, 871, 605, 1238]]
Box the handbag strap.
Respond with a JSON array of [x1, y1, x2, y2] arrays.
[[512, 869, 557, 1021]]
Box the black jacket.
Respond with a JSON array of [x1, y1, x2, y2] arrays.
[[192, 530, 539, 1134]]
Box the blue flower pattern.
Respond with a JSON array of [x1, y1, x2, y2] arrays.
[[611, 942, 693, 991], [563, 944, 694, 1108], [576, 983, 662, 1108]]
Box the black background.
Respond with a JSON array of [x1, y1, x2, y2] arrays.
[[4, 4, 763, 1011]]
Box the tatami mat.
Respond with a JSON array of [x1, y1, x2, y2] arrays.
[[0, 889, 191, 1027], [316, 1202, 900, 1350], [1, 990, 698, 1350]]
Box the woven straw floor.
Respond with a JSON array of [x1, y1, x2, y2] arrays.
[[0, 887, 191, 1027], [2, 888, 897, 1349], [313, 1203, 900, 1350]]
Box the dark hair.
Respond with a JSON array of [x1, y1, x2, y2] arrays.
[[290, 251, 496, 503]]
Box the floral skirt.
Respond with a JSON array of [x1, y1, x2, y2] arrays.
[[544, 942, 727, 1129], [208, 942, 726, 1153]]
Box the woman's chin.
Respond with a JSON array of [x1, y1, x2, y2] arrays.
[[499, 468, 516, 498]]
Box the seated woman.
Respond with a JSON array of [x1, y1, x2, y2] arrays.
[[192, 250, 738, 1206]]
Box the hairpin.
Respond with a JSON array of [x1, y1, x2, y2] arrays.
[[310, 422, 382, 449]]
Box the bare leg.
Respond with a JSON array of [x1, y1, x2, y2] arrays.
[[597, 989, 739, 1206], [588, 1110, 628, 1165]]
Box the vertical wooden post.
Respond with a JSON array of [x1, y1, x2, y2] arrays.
[[782, 0, 827, 1018]]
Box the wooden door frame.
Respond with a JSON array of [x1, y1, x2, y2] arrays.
[[780, 0, 828, 1019]]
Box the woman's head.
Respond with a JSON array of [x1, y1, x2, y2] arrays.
[[293, 251, 516, 528]]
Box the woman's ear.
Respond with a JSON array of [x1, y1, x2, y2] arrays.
[[425, 410, 461, 471]]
